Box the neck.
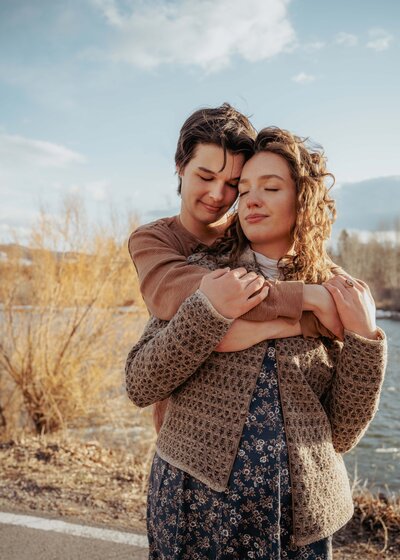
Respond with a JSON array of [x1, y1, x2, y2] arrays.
[[179, 213, 230, 246], [250, 240, 293, 261]]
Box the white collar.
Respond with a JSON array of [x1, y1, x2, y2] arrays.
[[252, 250, 280, 280]]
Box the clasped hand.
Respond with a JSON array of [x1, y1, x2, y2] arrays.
[[323, 275, 378, 340], [199, 267, 269, 319]]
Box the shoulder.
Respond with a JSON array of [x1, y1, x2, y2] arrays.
[[130, 216, 178, 239], [128, 216, 182, 249], [187, 245, 255, 271]]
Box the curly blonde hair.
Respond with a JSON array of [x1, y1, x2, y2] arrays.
[[212, 127, 337, 283]]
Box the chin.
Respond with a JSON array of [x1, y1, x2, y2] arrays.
[[241, 226, 265, 243]]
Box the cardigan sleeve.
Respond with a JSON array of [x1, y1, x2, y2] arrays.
[[128, 224, 308, 325], [323, 328, 387, 454], [125, 290, 233, 408]]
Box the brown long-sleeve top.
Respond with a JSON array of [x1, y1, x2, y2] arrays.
[[128, 215, 332, 337], [125, 247, 387, 546]]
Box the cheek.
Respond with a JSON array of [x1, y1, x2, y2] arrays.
[[280, 197, 297, 228], [238, 197, 246, 219], [181, 176, 202, 201], [225, 189, 238, 206]]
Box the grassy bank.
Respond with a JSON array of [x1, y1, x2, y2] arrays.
[[0, 435, 399, 559]]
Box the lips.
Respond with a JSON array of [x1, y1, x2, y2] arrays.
[[200, 201, 223, 213], [245, 214, 268, 223]]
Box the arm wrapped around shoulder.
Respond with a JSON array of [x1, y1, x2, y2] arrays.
[[125, 290, 233, 408], [323, 328, 387, 454]]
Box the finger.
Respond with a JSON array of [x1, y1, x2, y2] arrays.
[[230, 267, 249, 279], [324, 276, 344, 287], [326, 276, 356, 297], [241, 271, 259, 281], [245, 276, 266, 295], [330, 274, 356, 287], [243, 286, 269, 311], [354, 278, 372, 294], [241, 272, 262, 286], [324, 283, 349, 304], [209, 268, 230, 279]]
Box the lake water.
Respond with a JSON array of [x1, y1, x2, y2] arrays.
[[344, 318, 400, 492]]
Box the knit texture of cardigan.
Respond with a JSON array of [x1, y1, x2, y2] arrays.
[[125, 249, 387, 547]]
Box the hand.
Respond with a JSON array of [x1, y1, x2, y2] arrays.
[[323, 276, 377, 339], [215, 318, 302, 352], [152, 399, 169, 434], [303, 284, 344, 340], [199, 268, 269, 319]]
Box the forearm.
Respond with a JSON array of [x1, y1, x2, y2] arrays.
[[125, 290, 232, 407], [129, 229, 207, 319], [215, 318, 302, 352], [302, 285, 343, 339], [324, 328, 387, 453], [130, 227, 306, 322]]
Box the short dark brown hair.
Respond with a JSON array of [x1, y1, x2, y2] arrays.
[[175, 103, 256, 194]]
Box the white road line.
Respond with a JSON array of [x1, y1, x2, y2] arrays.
[[0, 512, 148, 548]]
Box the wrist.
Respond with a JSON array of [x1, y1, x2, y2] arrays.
[[303, 285, 322, 312], [348, 327, 379, 340]]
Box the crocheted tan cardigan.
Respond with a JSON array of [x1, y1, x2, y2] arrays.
[[125, 249, 387, 546]]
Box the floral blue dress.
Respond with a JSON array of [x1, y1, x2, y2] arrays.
[[146, 342, 332, 559]]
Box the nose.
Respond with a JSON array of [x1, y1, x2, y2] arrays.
[[246, 190, 262, 208], [208, 180, 225, 202]]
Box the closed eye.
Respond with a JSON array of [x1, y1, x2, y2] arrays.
[[238, 191, 249, 197]]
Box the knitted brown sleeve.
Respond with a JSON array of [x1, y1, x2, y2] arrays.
[[240, 279, 303, 323], [125, 290, 233, 408], [323, 328, 387, 453], [128, 225, 304, 322]]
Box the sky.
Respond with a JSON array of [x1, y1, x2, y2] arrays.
[[0, 0, 399, 244]]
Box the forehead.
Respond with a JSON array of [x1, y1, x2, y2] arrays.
[[190, 143, 245, 176], [240, 151, 291, 180]]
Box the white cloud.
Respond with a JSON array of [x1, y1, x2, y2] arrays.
[[292, 72, 315, 84], [0, 133, 85, 168], [91, 0, 295, 71], [304, 41, 325, 51], [366, 28, 393, 51], [335, 32, 358, 47]]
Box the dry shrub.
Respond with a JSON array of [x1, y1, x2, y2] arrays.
[[0, 195, 147, 435], [352, 487, 400, 554]]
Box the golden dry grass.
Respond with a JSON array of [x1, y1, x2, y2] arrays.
[[0, 195, 147, 435]]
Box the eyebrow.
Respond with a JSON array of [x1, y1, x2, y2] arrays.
[[239, 173, 285, 184], [197, 166, 241, 181]]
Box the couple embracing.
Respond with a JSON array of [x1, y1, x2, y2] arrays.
[[125, 103, 387, 560]]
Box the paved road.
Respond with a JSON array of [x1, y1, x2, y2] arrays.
[[0, 510, 149, 560]]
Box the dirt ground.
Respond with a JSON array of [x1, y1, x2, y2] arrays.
[[0, 436, 399, 559]]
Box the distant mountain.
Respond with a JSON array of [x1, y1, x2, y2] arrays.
[[332, 175, 400, 234]]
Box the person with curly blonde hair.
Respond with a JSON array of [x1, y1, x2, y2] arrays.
[[126, 127, 387, 559], [215, 126, 338, 282]]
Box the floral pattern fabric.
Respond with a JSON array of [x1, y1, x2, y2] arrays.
[[146, 342, 332, 559]]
